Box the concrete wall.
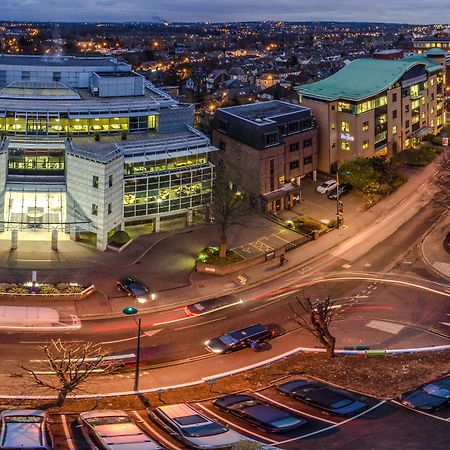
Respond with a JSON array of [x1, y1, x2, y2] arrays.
[[158, 105, 195, 133]]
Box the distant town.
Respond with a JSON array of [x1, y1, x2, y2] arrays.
[[1, 21, 449, 129]]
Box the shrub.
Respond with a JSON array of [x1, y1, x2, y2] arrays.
[[110, 230, 131, 245], [196, 246, 244, 266], [432, 136, 442, 146], [294, 215, 324, 232], [406, 147, 437, 167], [39, 284, 60, 295], [327, 219, 338, 228]]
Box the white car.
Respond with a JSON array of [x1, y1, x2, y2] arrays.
[[316, 179, 337, 194], [0, 409, 54, 450], [79, 410, 165, 450]]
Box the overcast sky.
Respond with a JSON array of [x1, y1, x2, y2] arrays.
[[1, 0, 448, 24]]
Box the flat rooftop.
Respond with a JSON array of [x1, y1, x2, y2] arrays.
[[94, 71, 140, 78], [0, 54, 128, 68], [220, 101, 309, 123], [69, 128, 213, 159], [0, 81, 80, 100]]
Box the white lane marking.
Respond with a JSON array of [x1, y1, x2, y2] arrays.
[[249, 291, 293, 311], [439, 323, 450, 327], [61, 415, 76, 450], [253, 392, 337, 425], [175, 316, 226, 331], [20, 340, 84, 344], [99, 329, 163, 345], [133, 411, 184, 450], [195, 403, 278, 444], [277, 401, 386, 444], [391, 400, 450, 423]]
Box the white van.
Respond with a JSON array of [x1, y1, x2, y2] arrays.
[[0, 305, 81, 331]]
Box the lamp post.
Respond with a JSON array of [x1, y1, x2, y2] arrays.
[[335, 166, 344, 229], [122, 306, 142, 392]]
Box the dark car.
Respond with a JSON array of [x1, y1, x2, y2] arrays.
[[277, 379, 367, 415], [399, 375, 450, 410], [205, 324, 275, 354], [327, 183, 352, 200], [116, 277, 150, 302], [213, 394, 307, 433]]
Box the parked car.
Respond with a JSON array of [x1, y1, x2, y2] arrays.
[[327, 183, 352, 200], [277, 379, 367, 415], [116, 277, 151, 302], [205, 324, 275, 354], [212, 394, 308, 433], [150, 403, 241, 449], [316, 179, 337, 194], [79, 410, 165, 450], [399, 375, 450, 410], [0, 409, 54, 450]]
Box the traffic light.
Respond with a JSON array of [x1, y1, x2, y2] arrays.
[[338, 201, 344, 214]]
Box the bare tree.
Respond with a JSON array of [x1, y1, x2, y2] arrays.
[[20, 339, 119, 406], [290, 296, 337, 357], [209, 163, 249, 258], [432, 151, 450, 210]]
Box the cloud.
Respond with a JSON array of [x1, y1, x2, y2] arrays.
[[0, 0, 448, 23]]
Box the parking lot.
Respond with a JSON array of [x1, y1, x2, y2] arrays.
[[18, 375, 450, 449]]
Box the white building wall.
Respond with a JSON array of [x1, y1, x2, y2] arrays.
[[65, 151, 124, 250]]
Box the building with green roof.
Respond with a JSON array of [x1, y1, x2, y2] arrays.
[[296, 51, 446, 174]]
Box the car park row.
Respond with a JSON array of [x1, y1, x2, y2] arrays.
[[1, 375, 448, 449]]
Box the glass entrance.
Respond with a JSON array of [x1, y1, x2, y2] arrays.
[[4, 190, 66, 231]]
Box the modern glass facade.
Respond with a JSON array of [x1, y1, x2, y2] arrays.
[[0, 55, 216, 249], [0, 114, 157, 135]]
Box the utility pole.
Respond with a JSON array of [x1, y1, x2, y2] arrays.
[[335, 167, 343, 228]]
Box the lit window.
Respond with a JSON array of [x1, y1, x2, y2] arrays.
[[362, 121, 369, 132], [341, 121, 350, 132], [392, 126, 397, 135], [341, 142, 350, 151], [363, 140, 369, 149]]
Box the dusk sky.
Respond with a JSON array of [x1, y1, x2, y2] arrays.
[[1, 0, 449, 24]]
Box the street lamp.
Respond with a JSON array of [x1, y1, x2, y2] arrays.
[[122, 306, 142, 392], [335, 166, 344, 229]]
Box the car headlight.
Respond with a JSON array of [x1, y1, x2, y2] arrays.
[[137, 297, 147, 304], [204, 340, 210, 346]]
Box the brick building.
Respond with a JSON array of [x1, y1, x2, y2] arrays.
[[212, 101, 318, 213]]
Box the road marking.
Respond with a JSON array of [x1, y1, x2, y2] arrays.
[[195, 403, 278, 444], [342, 264, 352, 269], [175, 316, 226, 331], [439, 322, 450, 327], [61, 415, 76, 450], [132, 411, 184, 450], [391, 400, 450, 423], [249, 291, 294, 311], [367, 320, 404, 334], [277, 401, 386, 444], [99, 329, 163, 345], [20, 340, 84, 344], [253, 392, 337, 425]]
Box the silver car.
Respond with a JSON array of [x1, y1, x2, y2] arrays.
[[316, 179, 337, 194], [79, 410, 165, 450], [0, 409, 54, 450], [150, 403, 241, 449]]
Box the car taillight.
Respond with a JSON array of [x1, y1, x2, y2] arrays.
[[271, 330, 276, 337]]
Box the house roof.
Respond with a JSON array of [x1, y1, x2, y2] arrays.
[[296, 55, 443, 102]]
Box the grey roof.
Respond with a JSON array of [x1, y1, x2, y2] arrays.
[[214, 101, 314, 151], [221, 100, 310, 123], [0, 54, 129, 68], [69, 126, 215, 163]]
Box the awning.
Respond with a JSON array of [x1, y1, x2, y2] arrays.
[[261, 183, 301, 202]]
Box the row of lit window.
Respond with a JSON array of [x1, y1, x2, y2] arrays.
[[0, 115, 157, 135]]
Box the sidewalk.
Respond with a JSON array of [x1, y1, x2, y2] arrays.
[[420, 210, 450, 279]]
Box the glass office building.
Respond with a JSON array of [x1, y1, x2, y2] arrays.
[[0, 55, 216, 249]]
